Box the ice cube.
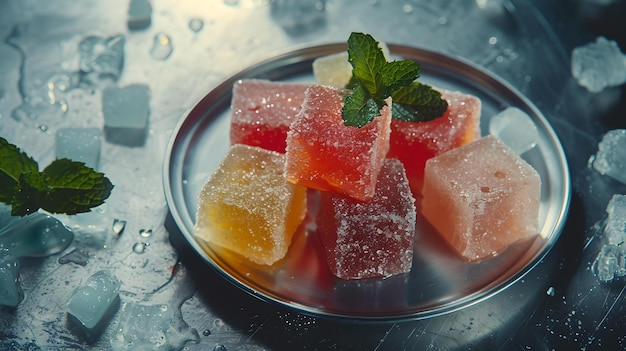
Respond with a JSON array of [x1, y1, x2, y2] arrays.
[[593, 244, 626, 282], [0, 251, 23, 307], [102, 84, 150, 147], [488, 107, 539, 155], [0, 212, 74, 258], [55, 127, 102, 169], [78, 35, 125, 82], [571, 36, 626, 93], [66, 270, 121, 330], [592, 129, 626, 184], [128, 0, 152, 30], [603, 194, 626, 246]]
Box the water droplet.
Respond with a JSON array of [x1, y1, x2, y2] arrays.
[[213, 345, 227, 351], [189, 18, 204, 32], [150, 33, 173, 60], [202, 329, 211, 336], [112, 219, 127, 235], [546, 286, 556, 296], [132, 242, 146, 254], [224, 0, 239, 6], [402, 4, 413, 13], [37, 124, 48, 132], [139, 228, 152, 238]]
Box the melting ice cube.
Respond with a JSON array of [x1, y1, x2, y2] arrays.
[[571, 36, 626, 93], [603, 194, 626, 246], [0, 206, 74, 306], [592, 194, 626, 282], [102, 84, 150, 147], [591, 129, 626, 185], [593, 244, 626, 282], [78, 34, 125, 82], [67, 270, 121, 330], [55, 127, 102, 170], [488, 107, 539, 155], [0, 252, 23, 307], [0, 211, 74, 258], [128, 0, 152, 30]]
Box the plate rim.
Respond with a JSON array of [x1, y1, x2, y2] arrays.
[[162, 42, 572, 322]]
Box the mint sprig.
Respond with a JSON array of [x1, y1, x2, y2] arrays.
[[342, 32, 448, 127], [0, 137, 114, 216]]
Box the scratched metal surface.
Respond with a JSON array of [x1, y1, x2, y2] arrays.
[[1, 0, 625, 350]]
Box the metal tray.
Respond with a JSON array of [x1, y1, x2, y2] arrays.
[[163, 43, 570, 321]]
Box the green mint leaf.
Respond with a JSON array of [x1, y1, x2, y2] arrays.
[[380, 60, 420, 98], [41, 158, 114, 215], [0, 137, 114, 216], [11, 172, 48, 216], [341, 32, 448, 127], [347, 32, 387, 98], [343, 83, 385, 127], [391, 83, 449, 122], [0, 137, 38, 203]]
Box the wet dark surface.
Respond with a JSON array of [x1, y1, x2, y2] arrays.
[[1, 0, 626, 350]]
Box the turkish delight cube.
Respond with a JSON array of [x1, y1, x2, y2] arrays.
[[285, 84, 392, 201], [387, 89, 481, 198], [230, 79, 310, 153], [194, 144, 307, 265], [421, 135, 541, 262], [317, 158, 416, 279]]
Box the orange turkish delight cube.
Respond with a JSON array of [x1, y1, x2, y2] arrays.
[[420, 135, 541, 262], [194, 144, 307, 265], [284, 84, 392, 201]]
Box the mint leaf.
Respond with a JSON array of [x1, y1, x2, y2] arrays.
[[342, 32, 448, 126], [347, 32, 387, 97], [391, 82, 449, 122], [0, 137, 114, 216], [343, 84, 385, 127], [42, 158, 114, 215], [12, 171, 48, 216], [0, 137, 38, 203]]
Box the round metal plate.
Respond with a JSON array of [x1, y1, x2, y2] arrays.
[[163, 43, 570, 321]]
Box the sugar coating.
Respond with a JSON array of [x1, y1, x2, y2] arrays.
[[284, 84, 392, 201], [194, 144, 307, 265], [317, 159, 416, 280], [55, 127, 102, 170], [421, 135, 541, 262], [102, 84, 150, 147], [230, 79, 310, 153], [388, 88, 481, 197]]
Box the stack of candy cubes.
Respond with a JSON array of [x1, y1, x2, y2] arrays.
[[194, 51, 542, 280]]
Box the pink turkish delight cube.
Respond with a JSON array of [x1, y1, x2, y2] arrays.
[[230, 79, 310, 153], [284, 84, 392, 201], [421, 135, 541, 262], [317, 158, 416, 279]]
